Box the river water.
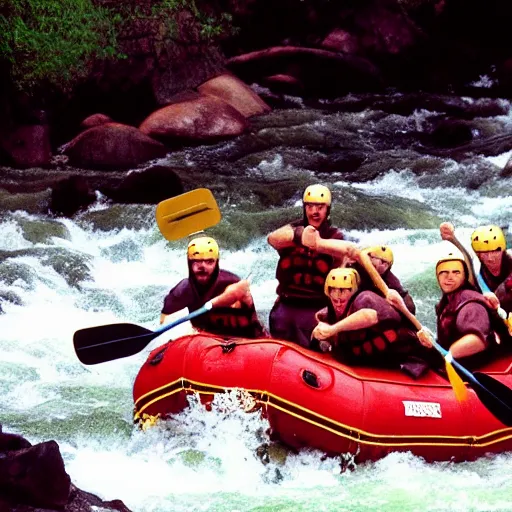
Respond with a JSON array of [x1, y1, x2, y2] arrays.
[[1, 92, 512, 511]]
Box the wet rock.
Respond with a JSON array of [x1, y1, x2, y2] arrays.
[[317, 151, 366, 174], [261, 74, 304, 95], [321, 28, 359, 54], [0, 247, 91, 289], [63, 123, 168, 170], [0, 289, 23, 311], [0, 427, 132, 512], [430, 119, 474, 148], [227, 46, 381, 97], [197, 74, 271, 118], [502, 154, 512, 177], [417, 133, 512, 160], [49, 175, 97, 217], [0, 440, 70, 508], [0, 430, 32, 452], [0, 125, 52, 169], [256, 442, 289, 465], [103, 165, 183, 204], [14, 217, 71, 244], [139, 96, 249, 143], [80, 113, 113, 129], [0, 188, 51, 216], [66, 485, 132, 512]]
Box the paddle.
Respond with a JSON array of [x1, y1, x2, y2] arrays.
[[359, 254, 468, 401], [156, 188, 221, 241], [443, 224, 512, 335], [74, 280, 250, 365], [361, 250, 512, 426]]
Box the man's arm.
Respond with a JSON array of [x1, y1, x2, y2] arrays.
[[160, 282, 189, 324], [302, 226, 360, 260], [267, 224, 300, 250], [450, 302, 490, 358]]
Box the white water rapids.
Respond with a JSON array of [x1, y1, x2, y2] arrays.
[[1, 156, 512, 511]]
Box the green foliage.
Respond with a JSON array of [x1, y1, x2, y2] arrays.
[[0, 0, 120, 91], [0, 0, 236, 92]]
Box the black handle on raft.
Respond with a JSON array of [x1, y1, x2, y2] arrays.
[[302, 370, 320, 388]]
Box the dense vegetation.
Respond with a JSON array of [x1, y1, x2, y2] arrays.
[[0, 0, 232, 92]]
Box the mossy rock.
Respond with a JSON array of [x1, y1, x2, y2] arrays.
[[0, 189, 49, 215], [17, 218, 71, 244], [0, 247, 92, 288], [80, 204, 154, 231]]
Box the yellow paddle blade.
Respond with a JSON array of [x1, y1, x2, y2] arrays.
[[445, 360, 469, 402], [155, 188, 221, 241]]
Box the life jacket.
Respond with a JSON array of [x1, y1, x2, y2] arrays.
[[436, 288, 499, 351], [349, 263, 416, 314], [197, 303, 265, 339], [275, 219, 344, 305], [322, 298, 417, 364], [162, 269, 265, 339]]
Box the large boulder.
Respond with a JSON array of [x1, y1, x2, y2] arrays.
[[227, 46, 381, 97], [103, 165, 184, 204], [62, 123, 168, 170], [321, 28, 359, 54], [197, 74, 271, 118], [80, 113, 114, 129], [0, 124, 52, 169], [49, 175, 97, 217], [0, 427, 132, 511], [139, 96, 249, 143], [0, 440, 70, 508]]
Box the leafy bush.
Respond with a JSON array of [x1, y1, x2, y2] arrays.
[[0, 0, 120, 91], [0, 0, 235, 92]]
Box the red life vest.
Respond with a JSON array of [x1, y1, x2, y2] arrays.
[[197, 303, 265, 339]]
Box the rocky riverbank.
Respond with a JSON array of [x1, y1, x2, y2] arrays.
[[3, 0, 512, 211], [0, 426, 131, 512]]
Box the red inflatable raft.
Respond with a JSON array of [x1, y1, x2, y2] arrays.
[[133, 334, 512, 463]]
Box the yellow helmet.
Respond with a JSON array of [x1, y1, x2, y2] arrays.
[[471, 225, 506, 252], [187, 236, 219, 260], [324, 268, 360, 296], [435, 248, 466, 277], [363, 245, 394, 266], [303, 184, 332, 205]]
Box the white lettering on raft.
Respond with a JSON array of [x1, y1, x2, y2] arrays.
[[402, 401, 442, 418]]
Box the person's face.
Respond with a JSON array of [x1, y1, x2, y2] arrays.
[[190, 259, 217, 284], [369, 255, 391, 275], [305, 203, 328, 228], [328, 287, 354, 314], [477, 249, 503, 270], [437, 262, 465, 294]]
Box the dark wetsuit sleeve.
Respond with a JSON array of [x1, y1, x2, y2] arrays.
[[495, 279, 512, 312], [352, 291, 402, 328], [316, 307, 329, 323], [161, 280, 191, 315], [455, 303, 491, 344], [331, 228, 344, 241]]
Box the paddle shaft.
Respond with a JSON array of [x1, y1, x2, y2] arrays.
[[80, 303, 212, 352], [362, 238, 512, 425]]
